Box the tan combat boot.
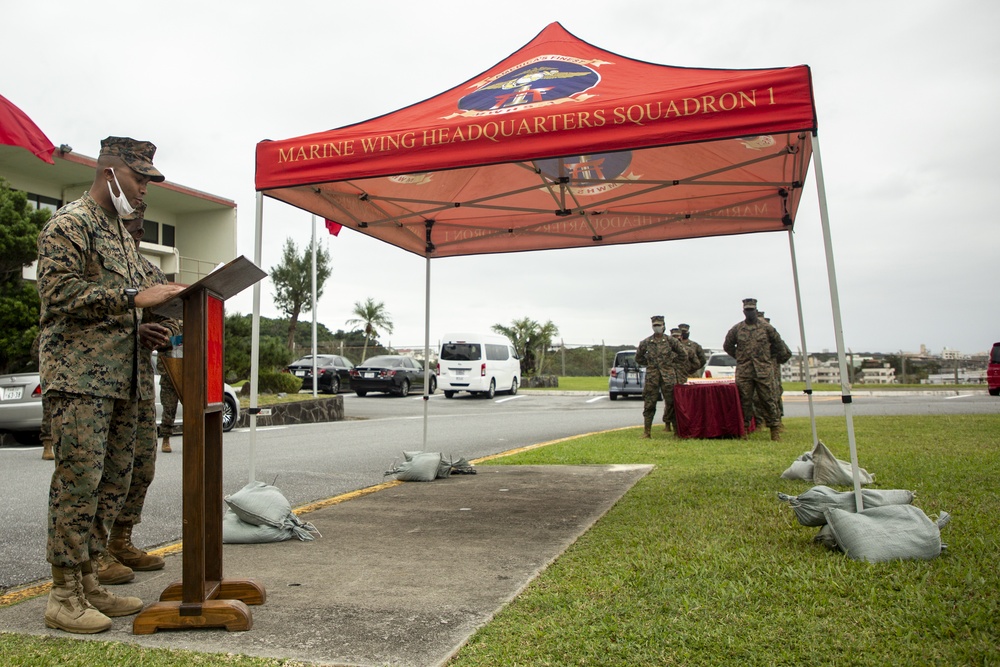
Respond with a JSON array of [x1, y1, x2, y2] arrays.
[[770, 426, 781, 442], [109, 523, 164, 571], [45, 566, 112, 634], [161, 436, 172, 453], [82, 570, 143, 617], [41, 438, 54, 461], [94, 551, 134, 585]]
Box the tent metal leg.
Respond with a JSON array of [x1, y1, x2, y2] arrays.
[[248, 191, 265, 483], [813, 134, 863, 512], [786, 229, 818, 447], [422, 256, 431, 451]]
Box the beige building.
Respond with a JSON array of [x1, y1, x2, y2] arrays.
[[0, 144, 236, 285]]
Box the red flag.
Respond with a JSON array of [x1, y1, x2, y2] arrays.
[[325, 219, 342, 236], [0, 94, 56, 164]]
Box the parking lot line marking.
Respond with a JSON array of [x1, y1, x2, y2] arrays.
[[586, 396, 606, 403], [495, 395, 525, 404]]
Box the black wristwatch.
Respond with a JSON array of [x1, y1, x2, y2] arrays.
[[124, 288, 138, 309]]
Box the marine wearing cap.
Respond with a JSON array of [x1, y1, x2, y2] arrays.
[[742, 297, 757, 310], [99, 136, 165, 182], [651, 315, 665, 324]]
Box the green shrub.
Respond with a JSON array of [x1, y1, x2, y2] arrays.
[[257, 370, 301, 394]]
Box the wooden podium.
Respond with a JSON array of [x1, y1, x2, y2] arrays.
[[133, 256, 267, 635]]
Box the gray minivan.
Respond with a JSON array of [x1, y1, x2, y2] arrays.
[[608, 350, 645, 400]]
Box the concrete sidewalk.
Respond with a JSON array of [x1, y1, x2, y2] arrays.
[[0, 464, 652, 666]]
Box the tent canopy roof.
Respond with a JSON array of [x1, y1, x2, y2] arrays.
[[255, 22, 817, 258]]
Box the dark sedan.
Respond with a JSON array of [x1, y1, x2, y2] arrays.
[[349, 355, 436, 397], [287, 354, 354, 394]]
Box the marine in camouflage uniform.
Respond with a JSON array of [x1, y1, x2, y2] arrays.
[[635, 315, 687, 437], [678, 323, 707, 378], [103, 205, 180, 580], [157, 353, 180, 448], [37, 137, 178, 634], [722, 298, 792, 441]]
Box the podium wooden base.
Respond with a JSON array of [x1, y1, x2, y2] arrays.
[[132, 578, 266, 635]]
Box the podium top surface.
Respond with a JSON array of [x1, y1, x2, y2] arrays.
[[152, 256, 266, 319]]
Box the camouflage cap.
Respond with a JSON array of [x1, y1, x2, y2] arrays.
[[100, 136, 165, 182], [650, 315, 665, 324], [120, 201, 147, 221], [742, 297, 757, 310], [670, 328, 681, 335], [678, 323, 690, 331]]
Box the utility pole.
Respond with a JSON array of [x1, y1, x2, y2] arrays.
[[561, 338, 566, 376]]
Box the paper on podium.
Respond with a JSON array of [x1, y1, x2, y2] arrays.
[[151, 255, 267, 319]]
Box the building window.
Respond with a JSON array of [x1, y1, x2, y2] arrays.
[[143, 219, 159, 245], [26, 192, 62, 214], [161, 223, 175, 247], [141, 219, 174, 248]]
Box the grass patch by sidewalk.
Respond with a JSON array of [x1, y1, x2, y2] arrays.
[[451, 414, 1000, 666], [1, 415, 996, 665]]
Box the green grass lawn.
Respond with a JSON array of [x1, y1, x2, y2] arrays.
[[2, 414, 997, 666]]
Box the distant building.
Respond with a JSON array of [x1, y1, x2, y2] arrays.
[[860, 363, 896, 384]]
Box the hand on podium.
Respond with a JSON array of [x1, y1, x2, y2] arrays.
[[136, 282, 186, 309]]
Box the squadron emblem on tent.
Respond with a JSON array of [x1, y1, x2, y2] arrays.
[[536, 151, 639, 197], [455, 57, 605, 117]]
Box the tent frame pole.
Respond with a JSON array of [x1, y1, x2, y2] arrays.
[[311, 215, 318, 398], [786, 229, 818, 446], [813, 134, 863, 511], [421, 256, 431, 451], [248, 192, 264, 483]]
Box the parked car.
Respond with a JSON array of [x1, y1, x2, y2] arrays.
[[0, 367, 240, 443], [154, 371, 241, 433], [349, 355, 436, 397], [0, 372, 43, 443], [286, 354, 354, 394], [989, 342, 1000, 396], [437, 333, 520, 399], [608, 350, 645, 400], [702, 352, 737, 379]]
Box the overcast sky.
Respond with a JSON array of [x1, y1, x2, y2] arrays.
[[4, 1, 998, 356]]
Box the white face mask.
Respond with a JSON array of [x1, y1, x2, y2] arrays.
[[106, 168, 135, 217], [652, 325, 665, 335]]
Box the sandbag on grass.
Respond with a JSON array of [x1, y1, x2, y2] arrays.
[[811, 440, 875, 486], [823, 505, 951, 562], [778, 485, 916, 526]]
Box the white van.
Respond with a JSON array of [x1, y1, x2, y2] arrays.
[[437, 333, 521, 399]]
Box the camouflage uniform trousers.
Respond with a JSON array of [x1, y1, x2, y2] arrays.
[[40, 393, 52, 445], [753, 366, 785, 420], [157, 367, 179, 437], [736, 373, 779, 429], [115, 398, 157, 526], [642, 372, 677, 430], [46, 392, 137, 568]]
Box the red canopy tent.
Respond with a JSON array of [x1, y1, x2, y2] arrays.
[[253, 22, 862, 504]]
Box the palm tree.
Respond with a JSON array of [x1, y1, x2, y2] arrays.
[[535, 320, 560, 375], [345, 298, 394, 362], [492, 317, 540, 376]]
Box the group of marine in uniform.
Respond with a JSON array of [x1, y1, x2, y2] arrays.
[[636, 297, 791, 441]]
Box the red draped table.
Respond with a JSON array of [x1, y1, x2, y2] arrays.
[[673, 380, 750, 439]]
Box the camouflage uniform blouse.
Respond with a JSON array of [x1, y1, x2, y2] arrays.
[[37, 193, 146, 400], [137, 257, 180, 402], [722, 321, 791, 379], [635, 334, 686, 384]]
